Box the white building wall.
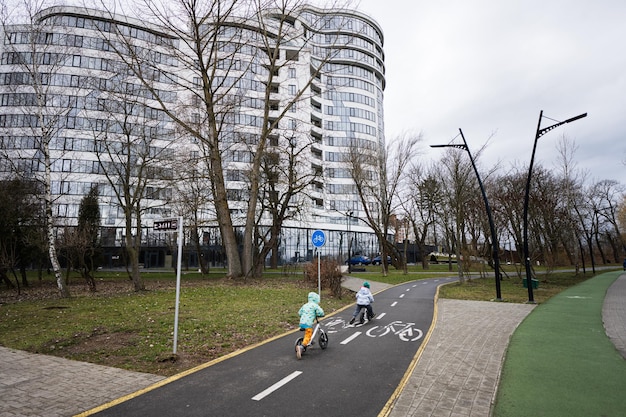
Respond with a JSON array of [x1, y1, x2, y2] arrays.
[[0, 5, 386, 259]]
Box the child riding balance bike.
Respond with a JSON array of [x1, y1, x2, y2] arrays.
[[295, 292, 327, 359], [349, 281, 375, 325]]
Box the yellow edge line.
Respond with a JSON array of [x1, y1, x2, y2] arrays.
[[74, 301, 357, 417], [376, 280, 454, 417]]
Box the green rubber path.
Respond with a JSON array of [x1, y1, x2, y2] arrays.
[[494, 271, 626, 417]]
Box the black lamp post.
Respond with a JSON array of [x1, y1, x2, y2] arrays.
[[523, 110, 587, 303], [347, 210, 353, 274], [431, 129, 502, 300]]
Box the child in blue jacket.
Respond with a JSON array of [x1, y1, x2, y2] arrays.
[[297, 292, 325, 358]]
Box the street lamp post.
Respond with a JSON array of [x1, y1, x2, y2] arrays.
[[523, 110, 587, 303], [431, 129, 502, 300], [347, 210, 353, 274]]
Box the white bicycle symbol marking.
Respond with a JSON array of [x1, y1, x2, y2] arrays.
[[323, 318, 350, 333], [312, 235, 325, 244], [365, 320, 423, 342], [323, 319, 423, 342]]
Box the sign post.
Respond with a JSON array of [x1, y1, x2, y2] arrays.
[[155, 217, 183, 355], [311, 230, 326, 299]]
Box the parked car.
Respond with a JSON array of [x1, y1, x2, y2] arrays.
[[371, 255, 392, 265], [345, 255, 371, 265]]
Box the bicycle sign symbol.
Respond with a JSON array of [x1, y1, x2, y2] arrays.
[[322, 319, 423, 342], [311, 230, 326, 247], [365, 321, 423, 342]]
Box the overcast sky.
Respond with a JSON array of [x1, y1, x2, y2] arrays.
[[354, 0, 626, 186]]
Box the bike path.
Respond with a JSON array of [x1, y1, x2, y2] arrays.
[[79, 277, 456, 417], [493, 271, 626, 417]]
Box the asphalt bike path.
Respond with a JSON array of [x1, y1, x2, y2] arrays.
[[81, 277, 457, 417]]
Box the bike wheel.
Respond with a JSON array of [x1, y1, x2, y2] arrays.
[[359, 307, 366, 324], [295, 337, 304, 359], [319, 331, 328, 349]]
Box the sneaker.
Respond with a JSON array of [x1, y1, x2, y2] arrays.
[[359, 319, 364, 325], [349, 317, 355, 325], [296, 345, 302, 359], [369, 314, 376, 320]]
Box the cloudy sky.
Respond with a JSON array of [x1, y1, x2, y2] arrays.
[[355, 0, 626, 186]]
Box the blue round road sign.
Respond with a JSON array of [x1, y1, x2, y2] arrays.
[[311, 230, 326, 247]]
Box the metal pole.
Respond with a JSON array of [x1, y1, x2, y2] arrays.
[[431, 131, 502, 300], [173, 216, 183, 354], [522, 112, 542, 303], [523, 110, 587, 303], [347, 211, 353, 274], [459, 129, 502, 300], [317, 249, 321, 298]]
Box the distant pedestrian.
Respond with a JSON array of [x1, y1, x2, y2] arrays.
[[623, 258, 626, 271], [349, 281, 375, 324]]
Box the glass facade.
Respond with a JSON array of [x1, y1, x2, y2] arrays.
[[0, 5, 386, 266]]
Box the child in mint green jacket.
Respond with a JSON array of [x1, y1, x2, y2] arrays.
[[297, 292, 324, 357]]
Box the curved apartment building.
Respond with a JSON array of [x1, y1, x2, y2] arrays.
[[0, 5, 386, 266]]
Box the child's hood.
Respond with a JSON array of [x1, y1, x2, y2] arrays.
[[308, 291, 320, 304], [358, 287, 370, 296]]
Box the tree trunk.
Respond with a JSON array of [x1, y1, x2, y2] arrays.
[[48, 231, 69, 297], [214, 191, 242, 278], [45, 135, 69, 297], [80, 251, 97, 292], [270, 240, 279, 269], [124, 211, 144, 291], [0, 268, 15, 289], [125, 242, 144, 291], [46, 212, 68, 297], [19, 264, 29, 287]]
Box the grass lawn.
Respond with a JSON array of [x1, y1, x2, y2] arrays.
[[1, 270, 352, 376], [0, 263, 619, 376]]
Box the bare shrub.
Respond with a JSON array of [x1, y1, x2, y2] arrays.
[[302, 259, 343, 299]]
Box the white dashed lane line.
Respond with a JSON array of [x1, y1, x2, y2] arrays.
[[252, 371, 302, 401], [340, 332, 362, 345]]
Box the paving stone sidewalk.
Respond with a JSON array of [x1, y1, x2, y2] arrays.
[[602, 273, 626, 360], [387, 299, 535, 417], [0, 347, 164, 417]]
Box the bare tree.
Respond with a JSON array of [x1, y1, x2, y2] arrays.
[[95, 0, 356, 278], [169, 148, 215, 276], [0, 177, 44, 292], [401, 162, 442, 269], [0, 0, 80, 297], [555, 135, 587, 271], [436, 147, 475, 282], [491, 165, 527, 277], [591, 179, 626, 262], [617, 195, 626, 256], [347, 131, 421, 276], [89, 96, 171, 290], [254, 127, 319, 273]]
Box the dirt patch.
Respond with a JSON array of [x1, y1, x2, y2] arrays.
[[63, 330, 138, 354]]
